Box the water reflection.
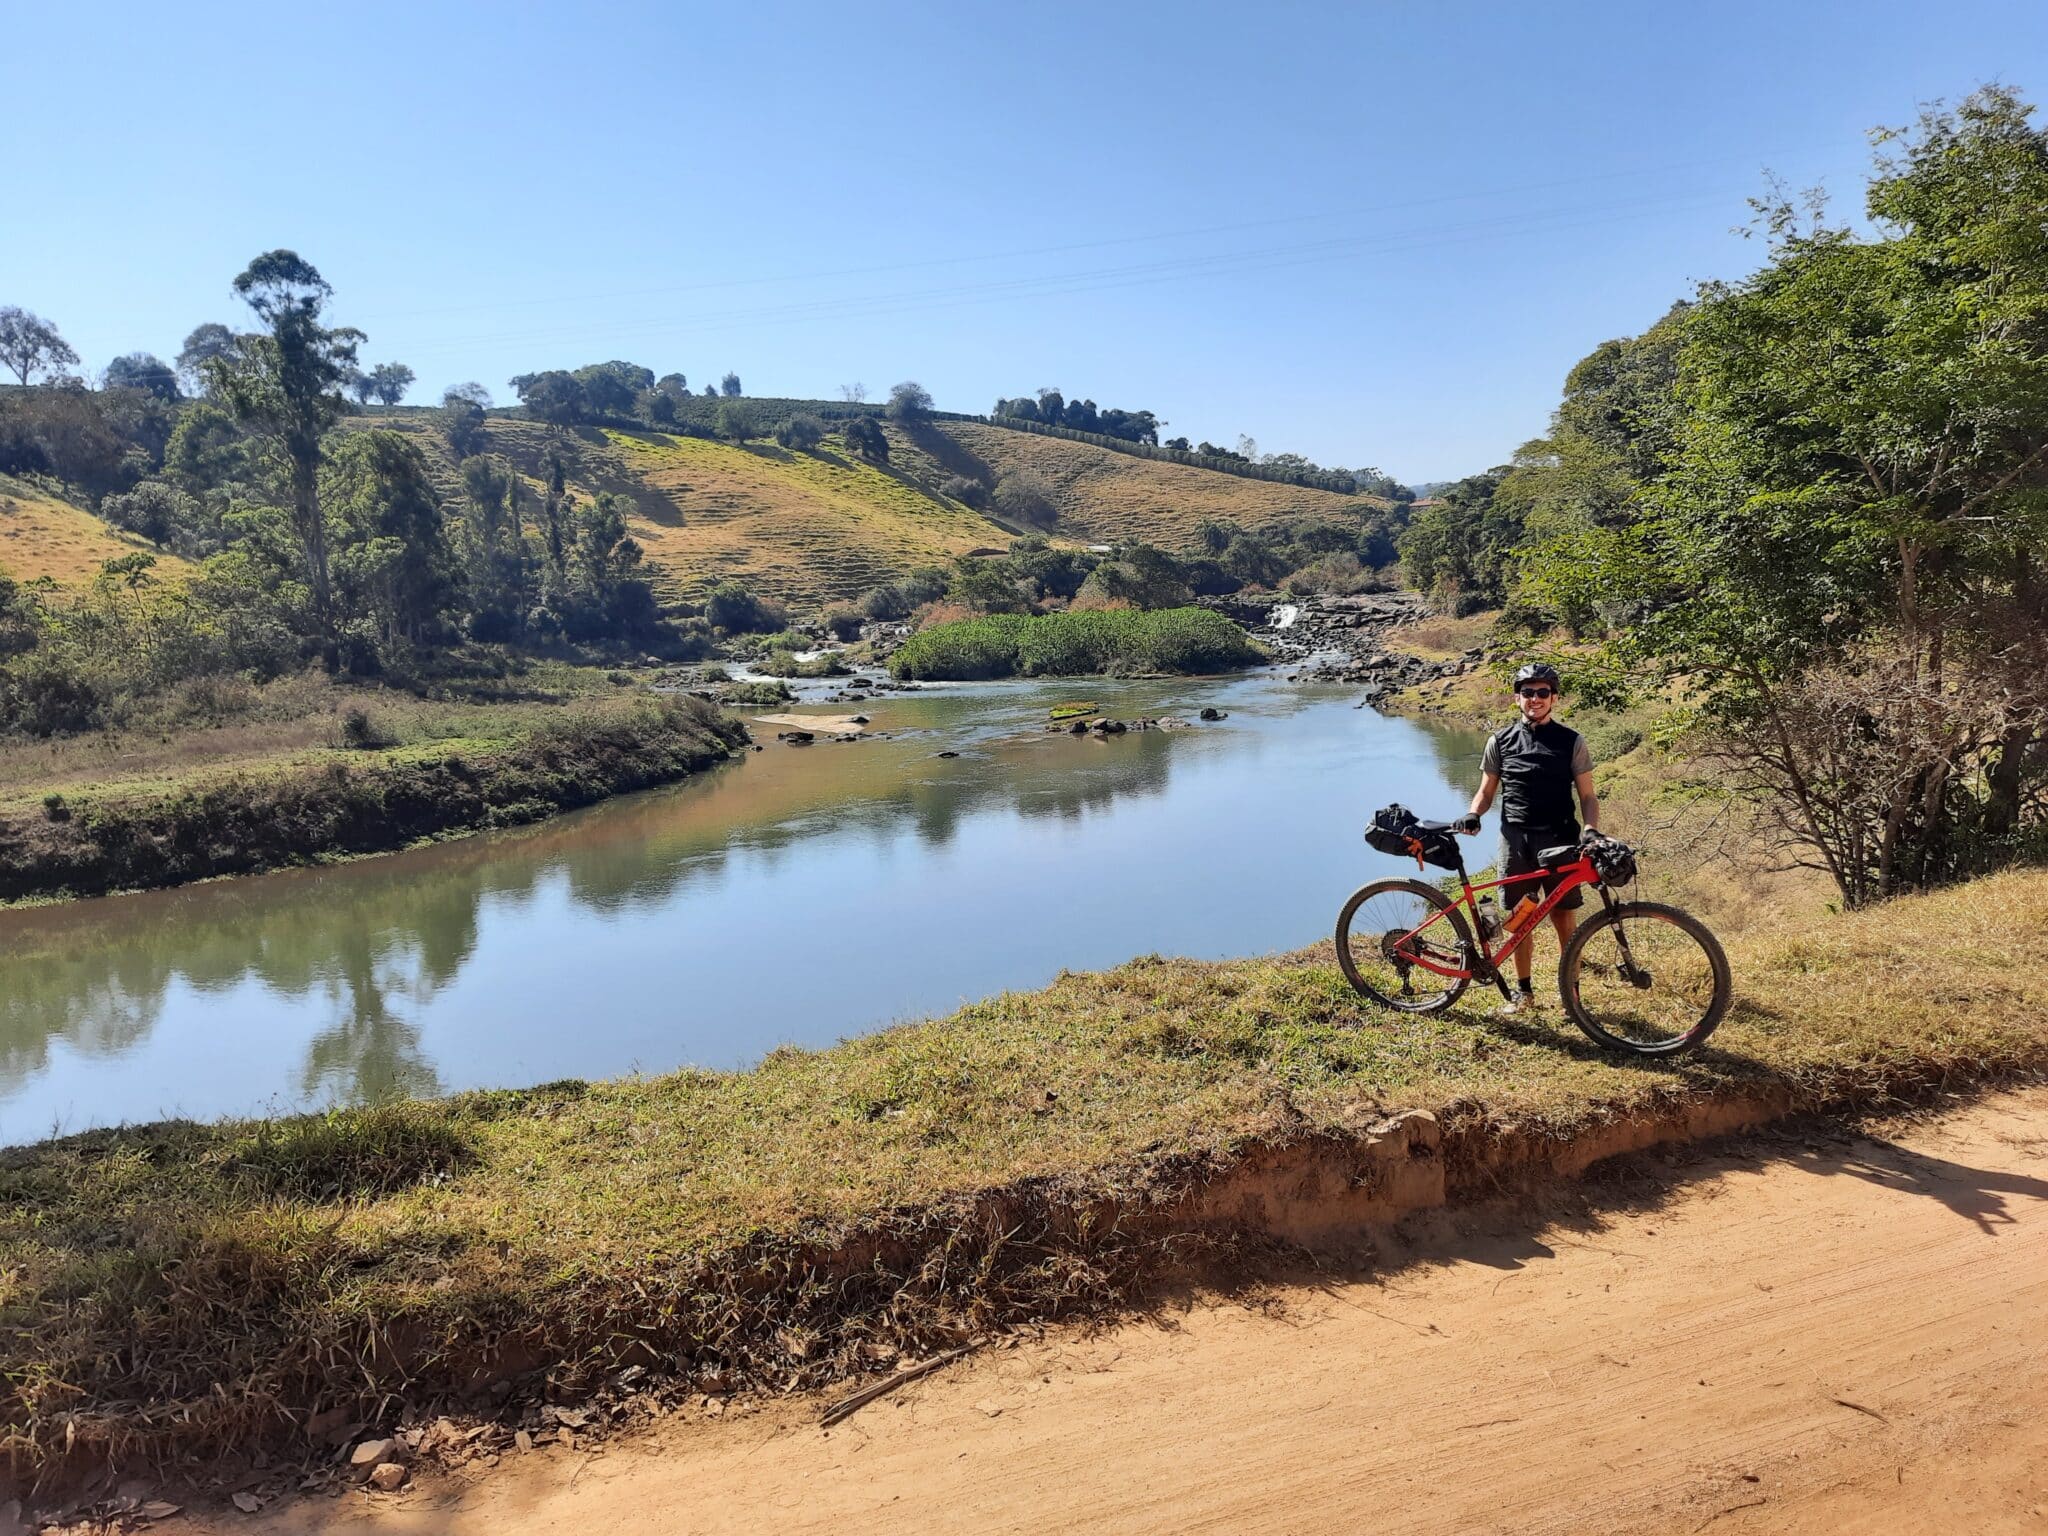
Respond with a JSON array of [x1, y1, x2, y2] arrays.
[[0, 677, 1486, 1140]]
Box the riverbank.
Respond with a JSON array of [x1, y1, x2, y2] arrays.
[[0, 688, 749, 902], [6, 866, 2044, 1504]]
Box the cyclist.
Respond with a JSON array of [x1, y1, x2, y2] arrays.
[[1461, 662, 1600, 1014]]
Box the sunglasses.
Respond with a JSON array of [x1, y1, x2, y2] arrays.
[[1517, 687, 1555, 699]]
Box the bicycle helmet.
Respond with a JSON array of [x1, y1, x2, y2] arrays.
[[1512, 662, 1561, 690]]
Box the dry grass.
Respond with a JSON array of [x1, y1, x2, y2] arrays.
[[0, 664, 625, 814], [3, 866, 2043, 1486], [943, 422, 1385, 549], [604, 431, 1015, 607], [0, 478, 192, 587]]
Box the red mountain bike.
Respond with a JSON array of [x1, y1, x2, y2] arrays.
[[1335, 807, 1731, 1056]]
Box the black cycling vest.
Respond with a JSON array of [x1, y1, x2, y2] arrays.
[[1493, 720, 1581, 829]]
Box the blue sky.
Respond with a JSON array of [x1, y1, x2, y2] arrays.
[[8, 1, 2046, 481]]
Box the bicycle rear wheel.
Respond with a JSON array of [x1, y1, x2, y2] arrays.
[[1336, 878, 1473, 1014], [1559, 901, 1730, 1055]]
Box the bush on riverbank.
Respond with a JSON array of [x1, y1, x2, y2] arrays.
[[3, 868, 2044, 1492], [888, 607, 1265, 680], [0, 694, 748, 901]]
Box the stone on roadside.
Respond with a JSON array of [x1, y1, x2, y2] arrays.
[[349, 1437, 400, 1469], [369, 1462, 408, 1492]]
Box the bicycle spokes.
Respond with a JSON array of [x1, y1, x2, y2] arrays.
[[1566, 911, 1718, 1046], [1346, 888, 1464, 1010]]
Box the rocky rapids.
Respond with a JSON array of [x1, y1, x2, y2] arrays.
[[1198, 592, 1486, 706]]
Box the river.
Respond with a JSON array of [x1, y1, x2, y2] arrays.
[[0, 674, 1487, 1144]]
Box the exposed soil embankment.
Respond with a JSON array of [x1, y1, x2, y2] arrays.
[[0, 695, 749, 902], [277, 1087, 2047, 1536]]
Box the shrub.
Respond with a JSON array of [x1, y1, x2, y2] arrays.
[[821, 606, 865, 641], [941, 474, 989, 509], [992, 468, 1058, 526], [888, 608, 1265, 680], [339, 706, 398, 750], [719, 678, 794, 705], [775, 414, 825, 450], [842, 416, 889, 463], [704, 580, 785, 636]]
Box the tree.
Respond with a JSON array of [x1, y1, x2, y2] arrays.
[[366, 362, 415, 405], [655, 371, 688, 398], [1523, 86, 2048, 905], [1165, 436, 1191, 452], [344, 366, 375, 405], [887, 380, 934, 423], [573, 361, 652, 418], [842, 415, 889, 463], [992, 468, 1056, 525], [715, 399, 755, 443], [322, 430, 457, 653], [439, 382, 491, 459], [941, 473, 988, 508], [176, 323, 238, 395], [0, 307, 79, 386], [775, 414, 825, 450], [209, 249, 364, 664], [104, 352, 180, 399], [839, 382, 867, 403], [720, 371, 743, 397], [509, 370, 588, 425]]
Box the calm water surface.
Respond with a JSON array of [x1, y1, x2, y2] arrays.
[[0, 674, 1485, 1142]]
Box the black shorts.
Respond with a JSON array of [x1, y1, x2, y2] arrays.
[[1501, 824, 1584, 911]]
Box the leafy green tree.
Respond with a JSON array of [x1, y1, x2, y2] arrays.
[[887, 380, 934, 422], [103, 353, 180, 399], [509, 370, 588, 425], [366, 362, 415, 405], [572, 361, 652, 418], [775, 413, 825, 450], [1524, 86, 2048, 903], [719, 372, 742, 397], [208, 249, 364, 663], [441, 383, 490, 458], [0, 307, 78, 385], [715, 399, 755, 443], [176, 323, 238, 394], [842, 415, 889, 463], [164, 401, 253, 497], [322, 430, 457, 654]]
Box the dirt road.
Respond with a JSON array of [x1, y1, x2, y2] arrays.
[[204, 1088, 2048, 1535]]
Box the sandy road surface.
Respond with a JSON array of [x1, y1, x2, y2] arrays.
[[201, 1088, 2048, 1536]]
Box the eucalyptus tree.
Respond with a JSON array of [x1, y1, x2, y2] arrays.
[[207, 249, 364, 665], [0, 307, 79, 385]]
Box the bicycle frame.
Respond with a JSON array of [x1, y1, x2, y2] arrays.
[[1398, 848, 1611, 999]]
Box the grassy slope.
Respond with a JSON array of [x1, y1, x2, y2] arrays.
[[604, 430, 1015, 606], [367, 416, 1385, 610], [941, 421, 1386, 548], [0, 476, 192, 587], [4, 865, 2044, 1478]]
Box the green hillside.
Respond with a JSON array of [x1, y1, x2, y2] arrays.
[[372, 411, 1391, 610]]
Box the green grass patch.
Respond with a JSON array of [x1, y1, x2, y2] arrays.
[[2, 868, 2044, 1484], [889, 608, 1266, 680]]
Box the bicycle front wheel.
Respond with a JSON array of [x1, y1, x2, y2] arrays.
[[1336, 878, 1473, 1014], [1559, 901, 1730, 1055]]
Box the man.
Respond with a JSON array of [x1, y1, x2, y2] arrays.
[[1461, 662, 1600, 1014]]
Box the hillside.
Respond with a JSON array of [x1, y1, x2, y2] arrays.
[[372, 412, 1390, 610], [0, 476, 192, 587], [939, 421, 1384, 547]]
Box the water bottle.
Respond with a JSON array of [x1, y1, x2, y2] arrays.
[[1475, 896, 1502, 939]]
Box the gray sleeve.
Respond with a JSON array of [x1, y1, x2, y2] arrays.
[[1480, 733, 1500, 776], [1571, 735, 1593, 777]]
